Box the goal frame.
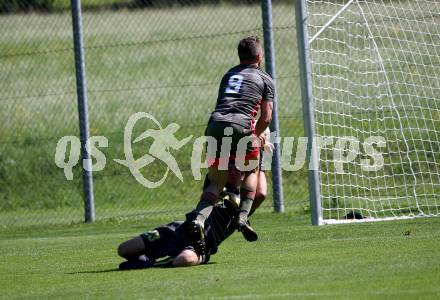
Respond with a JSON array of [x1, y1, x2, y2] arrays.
[[295, 0, 439, 225]]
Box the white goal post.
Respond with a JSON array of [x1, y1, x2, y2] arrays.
[[296, 0, 440, 225]]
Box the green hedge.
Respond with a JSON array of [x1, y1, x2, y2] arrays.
[[0, 0, 295, 14], [0, 0, 54, 13], [0, 0, 133, 13]]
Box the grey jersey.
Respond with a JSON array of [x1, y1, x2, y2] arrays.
[[209, 64, 275, 130]]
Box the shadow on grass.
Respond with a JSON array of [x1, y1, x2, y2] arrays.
[[66, 262, 217, 274], [66, 268, 120, 275]]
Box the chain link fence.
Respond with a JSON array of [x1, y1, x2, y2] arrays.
[[0, 0, 308, 228]]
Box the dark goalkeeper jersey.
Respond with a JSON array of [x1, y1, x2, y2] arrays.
[[209, 64, 275, 130], [186, 198, 238, 255], [203, 199, 238, 255]]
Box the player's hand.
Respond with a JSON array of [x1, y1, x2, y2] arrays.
[[265, 141, 275, 153], [258, 130, 274, 152], [257, 133, 267, 149]]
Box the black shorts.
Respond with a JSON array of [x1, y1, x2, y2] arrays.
[[205, 121, 260, 168], [140, 221, 210, 263]]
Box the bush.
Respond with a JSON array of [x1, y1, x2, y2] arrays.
[[0, 0, 55, 13], [0, 0, 273, 14], [0, 0, 133, 13]]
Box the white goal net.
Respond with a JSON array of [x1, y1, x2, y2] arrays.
[[306, 0, 440, 223]]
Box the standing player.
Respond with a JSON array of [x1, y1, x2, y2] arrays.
[[210, 126, 272, 226], [190, 36, 274, 244]]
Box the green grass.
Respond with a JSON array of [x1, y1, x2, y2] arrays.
[[1, 3, 439, 298], [1, 213, 440, 299]]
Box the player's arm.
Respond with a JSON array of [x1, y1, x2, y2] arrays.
[[255, 76, 275, 138], [255, 100, 273, 137]]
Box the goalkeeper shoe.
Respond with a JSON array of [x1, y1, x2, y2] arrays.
[[119, 258, 154, 270], [237, 219, 258, 242], [187, 220, 206, 255]]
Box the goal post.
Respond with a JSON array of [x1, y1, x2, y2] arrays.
[[296, 0, 440, 224], [295, 0, 323, 225]]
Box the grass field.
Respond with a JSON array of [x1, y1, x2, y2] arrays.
[[0, 1, 439, 224], [1, 213, 440, 299], [1, 2, 439, 298]]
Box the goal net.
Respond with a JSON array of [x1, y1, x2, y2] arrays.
[[305, 0, 440, 223]]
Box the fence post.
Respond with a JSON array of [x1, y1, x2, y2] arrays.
[[295, 0, 322, 225], [261, 0, 284, 213], [71, 0, 95, 223]]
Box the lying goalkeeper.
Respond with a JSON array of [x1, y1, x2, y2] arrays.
[[117, 166, 267, 269]]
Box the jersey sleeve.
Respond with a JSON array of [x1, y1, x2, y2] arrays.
[[262, 76, 275, 102]]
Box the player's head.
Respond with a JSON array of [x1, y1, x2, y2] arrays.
[[237, 36, 263, 66]]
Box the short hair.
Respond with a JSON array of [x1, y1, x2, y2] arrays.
[[237, 36, 262, 62]]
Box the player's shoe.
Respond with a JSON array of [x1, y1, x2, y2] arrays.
[[237, 219, 258, 242], [119, 258, 154, 270], [187, 220, 206, 255]]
